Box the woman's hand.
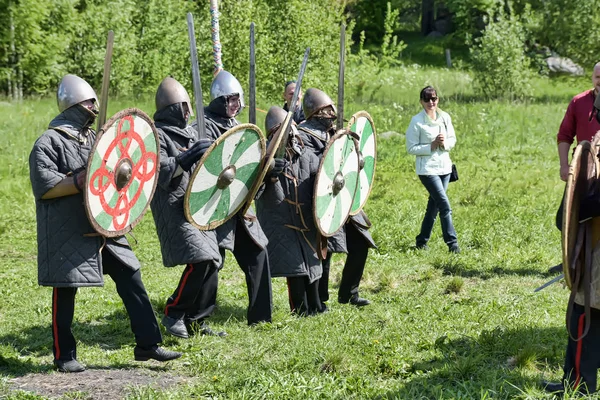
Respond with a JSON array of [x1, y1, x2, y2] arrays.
[[431, 134, 445, 151]]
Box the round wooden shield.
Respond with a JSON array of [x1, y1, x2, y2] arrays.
[[592, 134, 600, 176], [313, 132, 360, 237], [85, 108, 159, 237], [562, 141, 597, 288], [184, 123, 265, 230], [347, 111, 376, 216], [240, 112, 294, 215]]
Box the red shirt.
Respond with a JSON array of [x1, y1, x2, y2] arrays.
[[557, 89, 600, 144]]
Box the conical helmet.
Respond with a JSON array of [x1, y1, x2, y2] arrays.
[[155, 77, 193, 115], [302, 88, 336, 120], [210, 70, 245, 108], [57, 74, 98, 113], [265, 106, 288, 136]]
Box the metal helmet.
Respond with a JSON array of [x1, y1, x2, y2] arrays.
[[265, 106, 288, 135], [155, 77, 193, 115], [210, 70, 245, 108], [57, 74, 98, 113], [302, 88, 336, 120]]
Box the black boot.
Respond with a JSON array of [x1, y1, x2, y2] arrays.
[[54, 359, 85, 373], [134, 345, 182, 362], [541, 380, 564, 394], [161, 315, 189, 339]]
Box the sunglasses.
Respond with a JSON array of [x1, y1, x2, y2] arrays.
[[422, 96, 438, 102]]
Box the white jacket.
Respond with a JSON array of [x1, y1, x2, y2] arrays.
[[405, 109, 456, 176]]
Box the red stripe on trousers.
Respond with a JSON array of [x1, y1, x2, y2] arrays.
[[574, 313, 585, 388], [52, 288, 60, 360], [164, 264, 194, 315]]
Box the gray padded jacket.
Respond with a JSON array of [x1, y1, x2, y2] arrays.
[[150, 105, 222, 268], [29, 107, 141, 287], [256, 147, 322, 282]]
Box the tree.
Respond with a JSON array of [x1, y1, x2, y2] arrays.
[[421, 0, 435, 36]]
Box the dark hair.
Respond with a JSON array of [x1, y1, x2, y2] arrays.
[[284, 80, 296, 90], [419, 86, 437, 100]]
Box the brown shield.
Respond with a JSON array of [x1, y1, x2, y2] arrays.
[[562, 141, 598, 288]]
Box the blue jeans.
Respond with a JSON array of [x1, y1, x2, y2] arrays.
[[416, 174, 458, 248]]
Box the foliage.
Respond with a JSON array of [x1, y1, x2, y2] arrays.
[[444, 0, 505, 38], [529, 0, 600, 67], [345, 0, 419, 46], [380, 2, 407, 67], [446, 0, 600, 69], [0, 0, 345, 99], [469, 14, 531, 99]]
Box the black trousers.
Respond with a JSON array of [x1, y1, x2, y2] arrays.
[[319, 223, 369, 303], [220, 219, 273, 325], [164, 261, 218, 324], [52, 249, 162, 361], [562, 303, 600, 393], [286, 276, 321, 316]]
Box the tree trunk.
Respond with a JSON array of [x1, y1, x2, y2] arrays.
[[421, 0, 435, 36], [8, 0, 17, 100], [6, 70, 11, 98], [17, 55, 22, 100]]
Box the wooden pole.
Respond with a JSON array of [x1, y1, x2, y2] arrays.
[[445, 49, 452, 68]]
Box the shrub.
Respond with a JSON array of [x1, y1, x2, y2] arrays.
[[469, 15, 531, 99]]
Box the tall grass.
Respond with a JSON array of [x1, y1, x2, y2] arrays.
[[0, 68, 594, 399]]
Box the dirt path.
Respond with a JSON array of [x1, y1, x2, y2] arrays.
[[8, 368, 189, 399]]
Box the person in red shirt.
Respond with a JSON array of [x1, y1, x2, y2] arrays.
[[544, 62, 600, 395], [558, 62, 600, 181]]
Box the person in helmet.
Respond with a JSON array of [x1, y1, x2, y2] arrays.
[[150, 77, 226, 339], [255, 106, 324, 316], [28, 74, 181, 373], [298, 88, 377, 308], [282, 80, 305, 124], [192, 70, 273, 325]]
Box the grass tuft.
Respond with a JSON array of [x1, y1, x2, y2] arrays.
[[445, 277, 464, 294]]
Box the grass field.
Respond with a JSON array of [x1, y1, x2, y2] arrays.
[[0, 64, 596, 399]]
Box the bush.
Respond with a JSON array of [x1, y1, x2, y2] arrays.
[[0, 0, 345, 100], [469, 15, 531, 99]]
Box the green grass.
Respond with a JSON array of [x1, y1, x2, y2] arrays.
[[0, 67, 596, 399]]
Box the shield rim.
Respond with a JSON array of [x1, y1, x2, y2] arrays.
[[313, 131, 359, 237], [347, 110, 377, 216], [562, 140, 596, 288], [240, 112, 294, 216], [184, 123, 266, 230], [591, 133, 600, 174], [84, 108, 160, 238]]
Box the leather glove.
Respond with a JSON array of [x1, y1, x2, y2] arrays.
[[269, 158, 288, 176], [176, 139, 212, 171]]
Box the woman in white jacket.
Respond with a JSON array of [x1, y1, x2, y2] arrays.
[[406, 86, 459, 253]]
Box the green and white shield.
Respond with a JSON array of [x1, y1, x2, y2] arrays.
[[241, 111, 294, 215], [348, 111, 376, 216], [184, 124, 266, 230], [314, 132, 360, 237], [85, 108, 159, 237]]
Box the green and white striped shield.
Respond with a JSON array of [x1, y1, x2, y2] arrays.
[[85, 108, 159, 237], [314, 132, 360, 237], [184, 124, 265, 230], [348, 111, 376, 216]]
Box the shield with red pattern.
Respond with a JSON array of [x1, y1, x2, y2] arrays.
[[84, 108, 159, 237]]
